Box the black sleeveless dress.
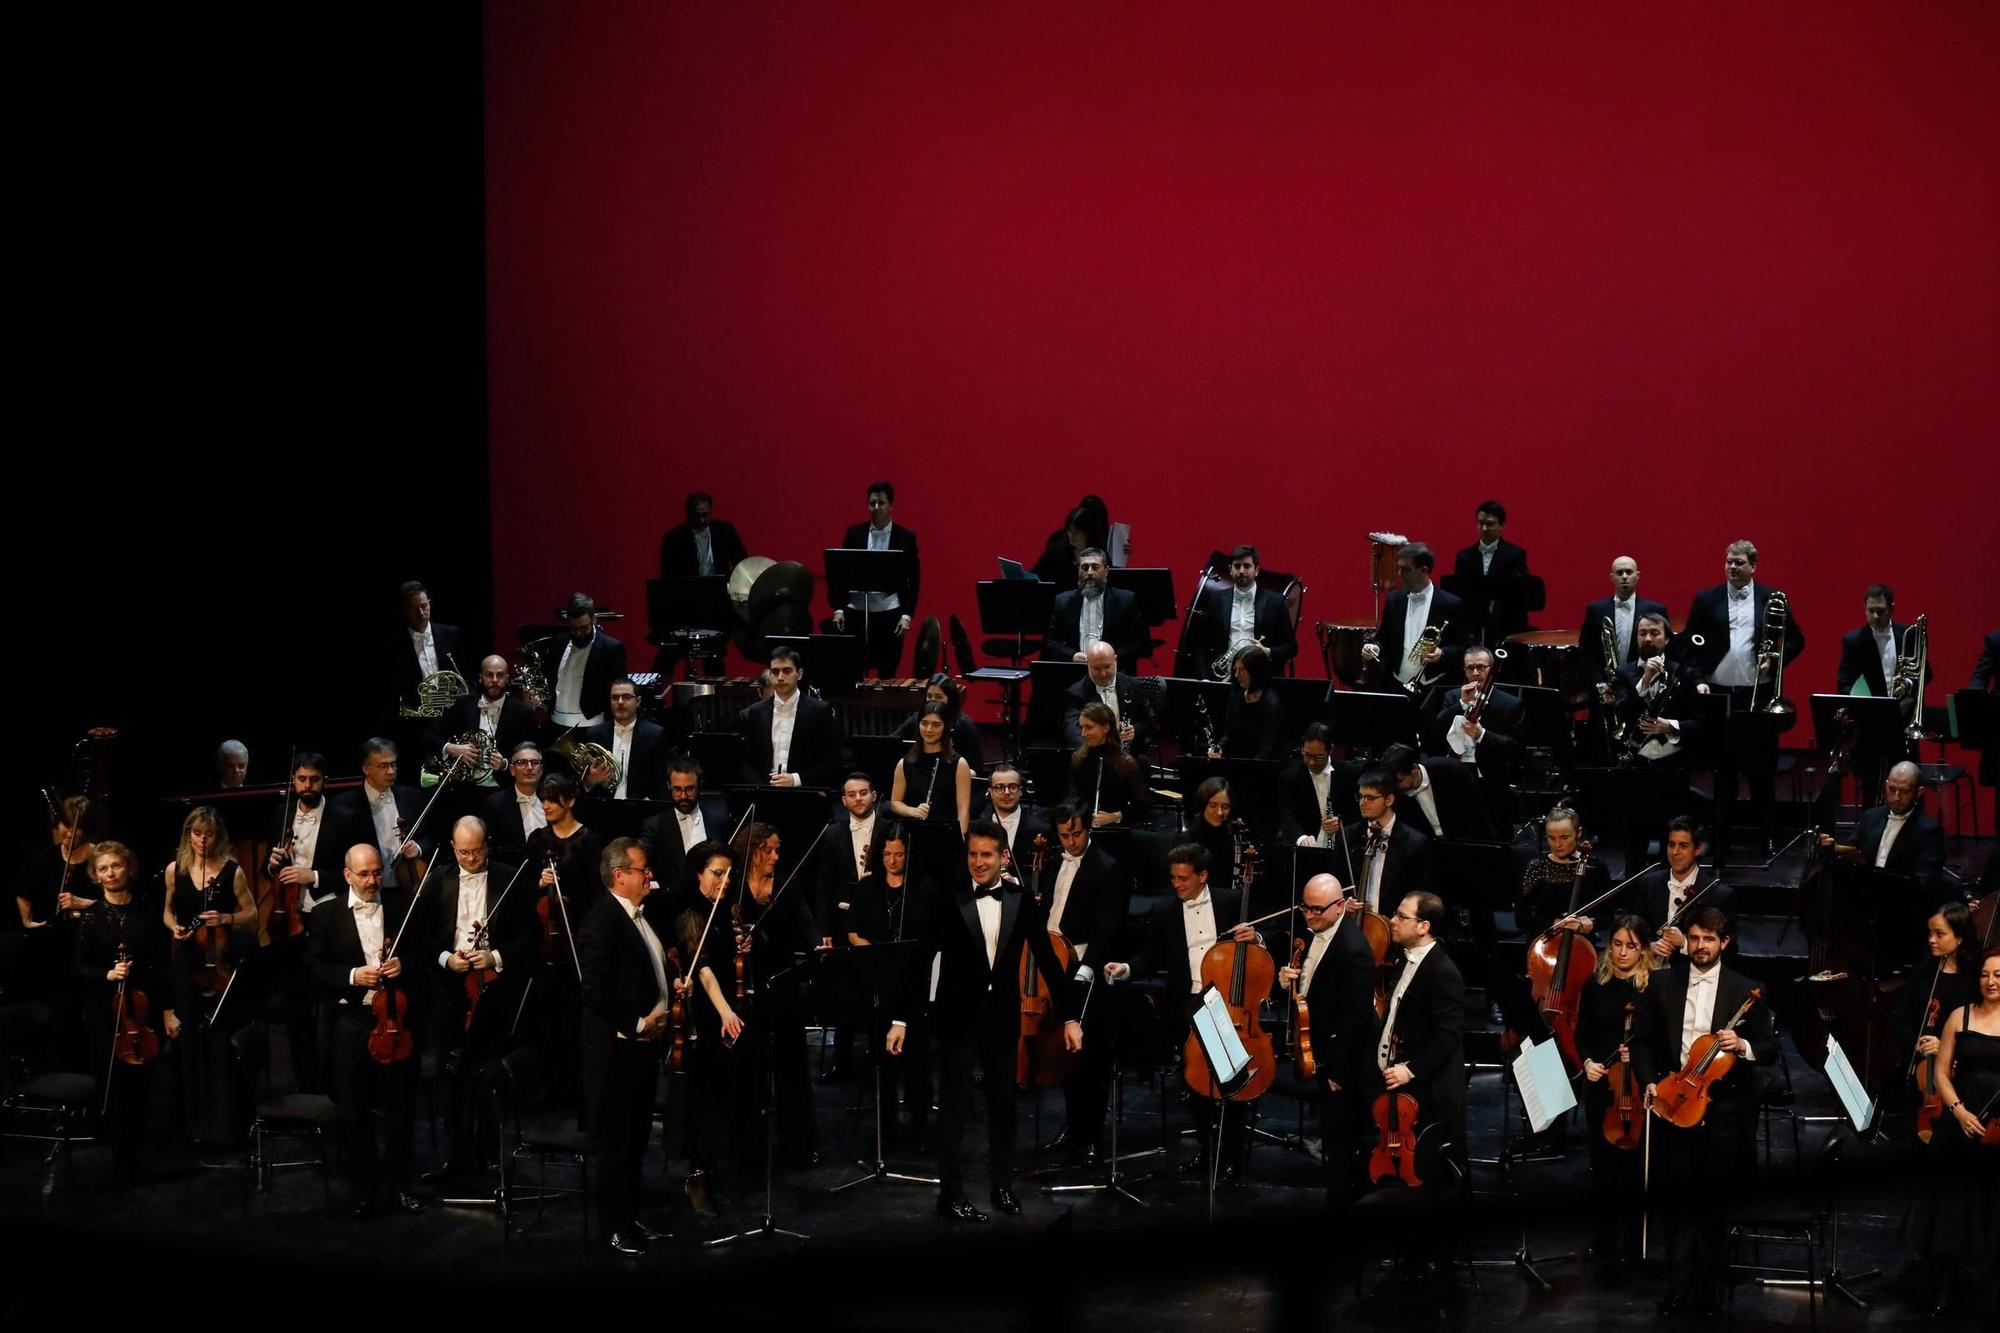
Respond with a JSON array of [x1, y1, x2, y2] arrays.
[[1904, 1009, 2000, 1273]]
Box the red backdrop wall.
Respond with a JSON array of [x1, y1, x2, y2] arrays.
[[484, 2, 1999, 715]]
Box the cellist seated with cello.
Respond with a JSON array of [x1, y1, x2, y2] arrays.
[[1632, 906, 1776, 1318]]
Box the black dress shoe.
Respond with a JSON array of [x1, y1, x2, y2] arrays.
[[394, 1192, 425, 1215], [607, 1231, 647, 1257], [684, 1170, 717, 1216], [1041, 1129, 1073, 1154], [937, 1195, 989, 1223], [817, 1064, 851, 1084], [631, 1219, 671, 1242], [1078, 1143, 1101, 1166], [419, 1161, 455, 1185], [1178, 1155, 1212, 1176], [990, 1187, 1022, 1216]]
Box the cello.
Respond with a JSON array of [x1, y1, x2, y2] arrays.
[[1650, 987, 1763, 1128], [1601, 1001, 1643, 1150], [1016, 835, 1077, 1088], [1526, 840, 1596, 1073], [1368, 1034, 1424, 1187], [1182, 836, 1276, 1102]]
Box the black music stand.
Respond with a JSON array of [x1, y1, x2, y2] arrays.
[[1441, 572, 1545, 645], [1270, 677, 1334, 731], [766, 633, 863, 691], [975, 579, 1058, 666], [1431, 838, 1514, 985], [708, 951, 816, 1247], [1955, 688, 2000, 831], [824, 548, 909, 679], [1161, 677, 1232, 756], [827, 941, 939, 1193], [1025, 660, 1088, 747], [724, 785, 832, 860], [1327, 690, 1420, 756], [1107, 567, 1178, 629], [1809, 694, 1903, 810]]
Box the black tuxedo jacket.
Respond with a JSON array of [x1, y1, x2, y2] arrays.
[[1045, 843, 1130, 965], [327, 784, 435, 862], [427, 859, 536, 1010], [1579, 596, 1671, 680], [1422, 686, 1525, 768], [1632, 963, 1778, 1118], [1337, 816, 1434, 908], [1189, 583, 1297, 672], [1835, 622, 1926, 697], [1622, 867, 1734, 941], [1452, 540, 1530, 582], [737, 693, 845, 788], [638, 796, 734, 892], [1279, 758, 1361, 842], [577, 893, 670, 1104], [1375, 586, 1468, 687], [1298, 918, 1378, 1089], [817, 812, 886, 933], [659, 519, 747, 579], [976, 807, 1053, 859], [1852, 804, 1944, 889], [423, 693, 539, 766], [1043, 586, 1146, 666], [833, 521, 921, 613], [1972, 628, 2000, 690], [551, 629, 630, 724], [581, 718, 670, 801], [481, 786, 545, 857], [1062, 673, 1156, 750], [1396, 761, 1496, 842], [1682, 583, 1805, 681], [306, 887, 426, 1015], [899, 878, 1071, 1042], [1377, 943, 1467, 1125], [268, 798, 352, 905], [391, 621, 468, 711], [1121, 888, 1254, 1010]]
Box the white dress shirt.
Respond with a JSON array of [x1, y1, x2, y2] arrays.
[[1663, 868, 1700, 952], [1712, 583, 1759, 688], [1874, 627, 1897, 693], [995, 808, 1023, 853], [477, 694, 504, 737], [1875, 808, 1912, 868], [858, 524, 901, 613], [1079, 587, 1104, 649], [846, 811, 874, 876], [553, 634, 598, 726], [410, 625, 438, 678], [1230, 586, 1257, 644], [1299, 766, 1334, 847], [291, 803, 325, 906], [1050, 851, 1084, 950], [516, 789, 547, 842], [1477, 539, 1499, 575], [439, 869, 502, 972], [346, 892, 387, 988], [1408, 765, 1445, 836], [770, 692, 799, 775], [1181, 888, 1220, 993], [693, 527, 715, 576], [1399, 587, 1433, 684], [616, 893, 673, 1038], [1613, 596, 1635, 663], [679, 806, 711, 853], [1362, 813, 1396, 912], [975, 880, 1003, 968], [610, 720, 634, 800], [1299, 920, 1337, 994], [1679, 964, 1722, 1064], [1379, 937, 1436, 1068], [366, 784, 402, 865], [1095, 678, 1122, 721]]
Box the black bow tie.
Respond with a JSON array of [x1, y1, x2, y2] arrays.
[[973, 883, 1004, 900]]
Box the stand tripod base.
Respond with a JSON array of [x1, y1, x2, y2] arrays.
[[828, 1161, 938, 1193], [707, 1215, 809, 1247], [1465, 1238, 1575, 1293], [1756, 1266, 1877, 1312]]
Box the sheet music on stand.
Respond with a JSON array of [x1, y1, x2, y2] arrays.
[[1511, 1036, 1577, 1134], [1108, 522, 1132, 567], [1192, 987, 1252, 1087], [1823, 1034, 1874, 1133]]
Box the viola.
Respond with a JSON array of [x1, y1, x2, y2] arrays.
[[1368, 1034, 1423, 1187], [1601, 1000, 1642, 1151], [367, 942, 415, 1065], [188, 870, 234, 998], [1526, 842, 1596, 1073], [730, 901, 754, 1004], [1650, 986, 1762, 1129], [1355, 903, 1392, 1019], [111, 944, 160, 1067], [1288, 936, 1317, 1080], [1016, 835, 1076, 1087], [1914, 996, 1944, 1144], [1183, 836, 1275, 1102]]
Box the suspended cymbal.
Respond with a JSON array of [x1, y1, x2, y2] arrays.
[[745, 560, 815, 627], [728, 556, 778, 617]]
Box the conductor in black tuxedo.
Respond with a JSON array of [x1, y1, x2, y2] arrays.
[[305, 843, 425, 1218], [1062, 642, 1156, 753], [424, 655, 539, 786], [830, 480, 921, 679], [738, 646, 846, 788], [1450, 499, 1534, 639], [1632, 906, 1778, 1317], [1817, 761, 1946, 897], [547, 593, 631, 729], [886, 819, 1081, 1223], [1185, 545, 1298, 675], [1043, 548, 1146, 669], [576, 837, 673, 1257], [1375, 890, 1468, 1178], [1364, 542, 1466, 695], [658, 490, 747, 579], [1277, 872, 1379, 1213], [424, 816, 535, 1184], [389, 579, 467, 719], [1579, 555, 1670, 686]]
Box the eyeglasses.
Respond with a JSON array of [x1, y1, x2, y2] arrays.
[[990, 783, 1022, 793], [512, 758, 543, 768], [1391, 911, 1419, 922], [1302, 901, 1339, 915], [1358, 792, 1386, 803]]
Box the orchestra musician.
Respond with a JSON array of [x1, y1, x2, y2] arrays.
[[1836, 583, 1927, 699], [531, 771, 602, 1102], [1378, 743, 1496, 843], [977, 763, 1050, 851], [214, 739, 249, 789], [818, 771, 883, 963], [671, 839, 742, 1217], [19, 793, 97, 927], [1186, 777, 1238, 874], [638, 754, 729, 895], [16, 795, 97, 1067], [1031, 496, 1112, 590], [1422, 645, 1523, 774], [1376, 890, 1469, 1179], [481, 742, 548, 857], [1816, 760, 1945, 897], [1577, 915, 1657, 1267], [547, 592, 630, 730], [1633, 907, 1777, 1318], [161, 806, 258, 1147], [1104, 841, 1261, 1183], [887, 818, 1081, 1223], [1038, 806, 1132, 1165], [578, 676, 668, 803], [1062, 641, 1155, 754], [264, 752, 338, 1089], [1904, 946, 2000, 1317], [732, 823, 824, 1170], [1043, 547, 1145, 669], [306, 844, 425, 1218], [1187, 545, 1298, 676], [658, 490, 747, 580], [533, 772, 605, 916], [889, 701, 972, 838], [738, 645, 845, 788], [1282, 722, 1359, 848], [1276, 872, 1376, 1214], [892, 673, 983, 762], [1895, 903, 1978, 1126], [1516, 806, 1609, 939], [1071, 705, 1146, 830], [389, 580, 466, 721], [328, 739, 430, 878], [1330, 769, 1435, 916], [577, 837, 673, 1255], [1208, 643, 1288, 762], [424, 654, 535, 790], [1451, 499, 1534, 640], [1623, 817, 1733, 961], [72, 841, 174, 1186], [1579, 555, 1668, 682], [847, 824, 931, 1150], [1363, 542, 1465, 694], [830, 480, 920, 679]]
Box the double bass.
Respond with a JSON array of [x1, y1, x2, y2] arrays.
[[1017, 835, 1077, 1088], [1526, 841, 1595, 1073], [1183, 834, 1275, 1102]]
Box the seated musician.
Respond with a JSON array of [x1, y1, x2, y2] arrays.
[[1283, 722, 1359, 847], [1577, 915, 1656, 1267], [1038, 807, 1131, 1165], [893, 673, 982, 761], [1071, 704, 1146, 828], [1276, 872, 1376, 1214], [1188, 545, 1297, 676], [1062, 641, 1154, 754], [1632, 907, 1777, 1318], [1104, 841, 1262, 1183], [1361, 542, 1465, 695], [72, 841, 175, 1186], [737, 645, 845, 788], [1450, 499, 1534, 639], [481, 742, 548, 857], [1817, 760, 1945, 897], [1515, 806, 1609, 941], [1187, 776, 1239, 873], [1043, 547, 1145, 670], [1423, 644, 1522, 768], [424, 654, 535, 789], [1605, 611, 1708, 764], [579, 676, 667, 803], [1623, 817, 1733, 962], [161, 806, 259, 1148], [1208, 643, 1288, 762]]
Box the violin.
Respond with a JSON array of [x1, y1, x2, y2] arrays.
[[532, 836, 575, 969], [1182, 834, 1275, 1102], [1650, 986, 1762, 1129], [730, 901, 754, 1004], [1016, 835, 1076, 1088], [1526, 841, 1596, 1073], [111, 944, 160, 1067], [1601, 1001, 1642, 1151], [1368, 1034, 1423, 1187], [188, 869, 234, 998], [662, 945, 689, 1072], [1913, 995, 1944, 1144], [1288, 936, 1317, 1080], [262, 758, 306, 939], [461, 918, 496, 1032], [1976, 1089, 2000, 1147], [391, 815, 426, 894], [367, 941, 415, 1064]]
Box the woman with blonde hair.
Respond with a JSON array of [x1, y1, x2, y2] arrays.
[[1578, 914, 1656, 1268]]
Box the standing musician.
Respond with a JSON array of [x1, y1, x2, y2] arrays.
[[576, 837, 673, 1256], [1363, 541, 1465, 694], [658, 490, 747, 580], [528, 772, 600, 1100], [1276, 872, 1377, 1214], [533, 772, 605, 917], [328, 739, 430, 881], [889, 701, 972, 837], [1577, 915, 1657, 1267], [425, 655, 535, 790], [1043, 547, 1145, 670], [738, 645, 845, 789], [1063, 641, 1155, 754], [829, 480, 920, 680], [1905, 947, 2000, 1317], [887, 818, 1081, 1223], [1327, 769, 1434, 917], [1423, 645, 1523, 772], [892, 674, 983, 762], [546, 592, 630, 730], [1378, 743, 1495, 843], [1070, 704, 1146, 829], [424, 817, 532, 1186], [1375, 890, 1469, 1180], [1187, 545, 1298, 676], [731, 823, 824, 1170], [817, 772, 883, 979], [1039, 806, 1132, 1165], [1282, 722, 1359, 848], [1451, 499, 1534, 640], [847, 825, 932, 1151], [671, 839, 743, 1217], [264, 752, 338, 1089], [1624, 817, 1733, 961], [1895, 904, 1978, 1134], [161, 807, 258, 1147], [71, 841, 174, 1187], [18, 793, 98, 926], [978, 763, 1051, 852], [579, 676, 668, 803], [1633, 907, 1778, 1318], [639, 754, 729, 896], [1836, 583, 1928, 700], [1208, 643, 1288, 762], [1031, 496, 1113, 589], [389, 580, 466, 721], [306, 844, 425, 1218], [1579, 555, 1669, 682], [1104, 842, 1260, 1183], [1816, 760, 1945, 898], [481, 742, 548, 857]]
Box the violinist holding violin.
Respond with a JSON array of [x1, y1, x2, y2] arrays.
[[1631, 906, 1776, 1318], [1276, 872, 1377, 1215], [671, 839, 745, 1216], [162, 806, 259, 1148], [306, 844, 425, 1219], [1904, 946, 2000, 1316], [1577, 915, 1657, 1268], [72, 841, 174, 1187], [1375, 892, 1467, 1184]]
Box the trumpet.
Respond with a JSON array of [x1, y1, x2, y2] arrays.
[[1893, 613, 1928, 740]]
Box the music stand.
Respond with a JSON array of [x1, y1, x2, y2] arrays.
[[1161, 677, 1232, 756], [1810, 693, 1903, 812], [1026, 660, 1088, 748], [766, 633, 864, 692], [708, 951, 815, 1247], [1814, 863, 1925, 977], [1955, 688, 2000, 831], [824, 548, 909, 679], [1430, 838, 1514, 985], [1441, 572, 1545, 645], [1106, 567, 1178, 629], [827, 941, 939, 1193], [724, 784, 832, 860], [975, 579, 1058, 666], [1270, 678, 1334, 731], [647, 576, 733, 677], [1327, 690, 1420, 756]]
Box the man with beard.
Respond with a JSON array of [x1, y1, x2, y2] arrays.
[[1186, 545, 1297, 675], [1062, 641, 1155, 754], [1044, 548, 1145, 671], [426, 655, 538, 789], [579, 677, 668, 803], [262, 751, 341, 1088], [548, 592, 630, 729], [638, 754, 730, 889]]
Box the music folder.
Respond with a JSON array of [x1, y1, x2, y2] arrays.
[[1511, 1035, 1576, 1134], [1191, 986, 1253, 1095], [1823, 1034, 1873, 1132]]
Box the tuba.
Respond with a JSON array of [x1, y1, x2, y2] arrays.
[[1893, 613, 1928, 740], [398, 670, 469, 719]]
